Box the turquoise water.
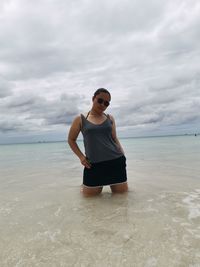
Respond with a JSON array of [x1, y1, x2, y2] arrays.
[[1, 135, 199, 178], [0, 136, 200, 266], [1, 135, 199, 191]]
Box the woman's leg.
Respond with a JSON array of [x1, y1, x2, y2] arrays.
[[81, 184, 103, 197], [110, 182, 128, 194]]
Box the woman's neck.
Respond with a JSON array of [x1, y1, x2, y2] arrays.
[[89, 108, 103, 116]]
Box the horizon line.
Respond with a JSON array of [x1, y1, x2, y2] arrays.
[[0, 133, 199, 145]]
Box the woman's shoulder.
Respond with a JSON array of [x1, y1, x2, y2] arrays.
[[77, 112, 89, 128], [81, 112, 89, 117], [106, 113, 114, 118], [106, 113, 115, 124], [79, 111, 89, 119], [73, 112, 87, 119]]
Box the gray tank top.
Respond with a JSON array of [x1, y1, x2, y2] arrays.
[[81, 112, 123, 163]]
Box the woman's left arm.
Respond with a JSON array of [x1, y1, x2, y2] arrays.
[[110, 115, 125, 155]]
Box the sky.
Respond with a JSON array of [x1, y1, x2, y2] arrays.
[[0, 0, 200, 144]]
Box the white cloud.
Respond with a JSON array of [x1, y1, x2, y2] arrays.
[[0, 0, 200, 143]]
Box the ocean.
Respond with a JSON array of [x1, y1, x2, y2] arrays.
[[0, 136, 200, 266]]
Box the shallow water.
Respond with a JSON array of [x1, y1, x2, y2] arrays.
[[0, 136, 200, 266]]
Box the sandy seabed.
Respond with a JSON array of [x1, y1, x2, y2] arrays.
[[0, 167, 200, 267]]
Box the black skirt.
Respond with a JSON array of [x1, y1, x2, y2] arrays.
[[83, 155, 127, 187]]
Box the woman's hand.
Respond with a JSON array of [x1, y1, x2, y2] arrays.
[[80, 155, 91, 169]]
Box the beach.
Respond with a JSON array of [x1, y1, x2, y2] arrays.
[[0, 136, 200, 267]]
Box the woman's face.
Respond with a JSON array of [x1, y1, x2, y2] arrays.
[[92, 92, 111, 112]]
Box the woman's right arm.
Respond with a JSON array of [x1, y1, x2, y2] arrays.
[[67, 116, 91, 169]]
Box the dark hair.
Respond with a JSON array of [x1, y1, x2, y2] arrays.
[[93, 88, 111, 100]]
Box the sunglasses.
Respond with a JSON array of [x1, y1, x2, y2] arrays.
[[97, 98, 110, 107]]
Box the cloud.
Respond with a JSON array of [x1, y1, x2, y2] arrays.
[[0, 78, 12, 98], [0, 120, 22, 133], [0, 0, 200, 142], [0, 92, 85, 133]]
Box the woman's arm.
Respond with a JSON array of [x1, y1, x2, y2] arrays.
[[67, 116, 91, 168], [109, 115, 125, 155]]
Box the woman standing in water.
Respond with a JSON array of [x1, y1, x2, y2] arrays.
[[68, 88, 128, 197]]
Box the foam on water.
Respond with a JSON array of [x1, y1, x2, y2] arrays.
[[182, 189, 200, 219]]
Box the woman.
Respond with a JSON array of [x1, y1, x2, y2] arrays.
[[68, 88, 128, 197]]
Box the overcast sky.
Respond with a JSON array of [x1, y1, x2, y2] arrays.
[[0, 0, 200, 144]]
